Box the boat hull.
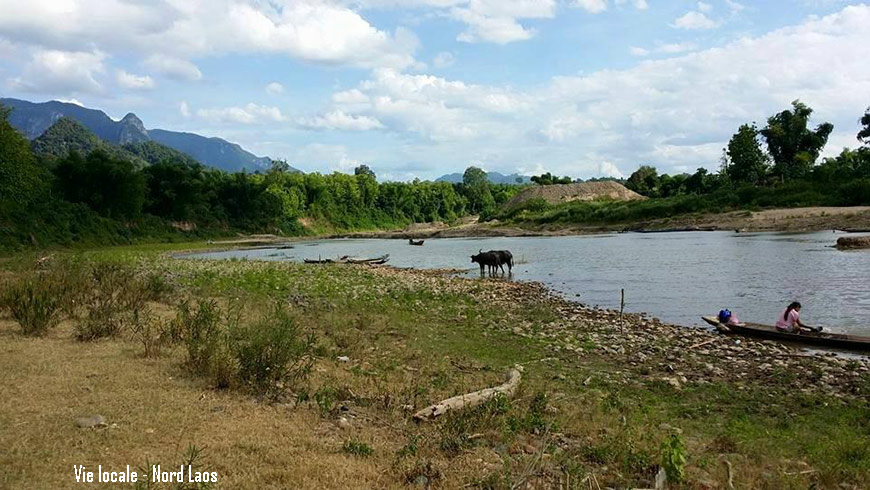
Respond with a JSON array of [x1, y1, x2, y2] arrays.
[[701, 316, 870, 351]]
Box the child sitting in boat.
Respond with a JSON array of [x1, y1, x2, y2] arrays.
[[775, 302, 822, 333]]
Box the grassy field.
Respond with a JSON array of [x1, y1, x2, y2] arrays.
[[1, 243, 869, 489]]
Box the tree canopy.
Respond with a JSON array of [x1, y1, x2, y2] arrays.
[[760, 100, 834, 181]]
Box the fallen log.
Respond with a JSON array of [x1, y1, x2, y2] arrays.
[[413, 366, 523, 422]]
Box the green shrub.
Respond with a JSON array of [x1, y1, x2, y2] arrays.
[[128, 308, 168, 358], [175, 299, 226, 375], [232, 306, 316, 398], [661, 433, 688, 484], [342, 440, 374, 458], [1, 275, 65, 336], [74, 263, 148, 341]]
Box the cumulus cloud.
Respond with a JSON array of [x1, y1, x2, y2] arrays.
[[265, 82, 285, 95], [316, 5, 870, 177], [0, 0, 419, 70], [144, 55, 203, 82], [116, 70, 155, 90], [450, 0, 557, 44], [573, 0, 608, 14], [298, 110, 385, 131], [197, 103, 288, 124], [179, 101, 191, 118], [673, 11, 719, 30], [7, 49, 105, 94]]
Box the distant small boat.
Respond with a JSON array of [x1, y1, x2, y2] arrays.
[[409, 239, 425, 246], [304, 254, 390, 265], [701, 316, 870, 351]]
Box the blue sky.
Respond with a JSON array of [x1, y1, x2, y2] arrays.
[[1, 0, 868, 181]]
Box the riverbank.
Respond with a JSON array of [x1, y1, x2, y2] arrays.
[[324, 206, 870, 239], [2, 245, 869, 488]]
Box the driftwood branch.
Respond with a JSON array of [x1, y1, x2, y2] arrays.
[[413, 366, 523, 422]]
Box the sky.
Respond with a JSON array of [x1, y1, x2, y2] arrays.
[[1, 0, 869, 181]]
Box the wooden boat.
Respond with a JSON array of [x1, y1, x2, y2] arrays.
[[701, 316, 870, 351], [409, 239, 425, 246], [304, 254, 390, 265]]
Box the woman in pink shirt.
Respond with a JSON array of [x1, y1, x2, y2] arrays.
[[775, 302, 820, 333]]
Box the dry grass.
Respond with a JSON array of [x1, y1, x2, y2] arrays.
[[1, 247, 869, 489]]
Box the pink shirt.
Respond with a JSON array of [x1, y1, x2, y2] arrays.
[[776, 308, 799, 330]]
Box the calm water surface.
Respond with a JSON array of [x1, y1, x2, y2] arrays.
[[189, 232, 870, 334]]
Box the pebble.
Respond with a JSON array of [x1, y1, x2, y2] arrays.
[[75, 415, 106, 428]]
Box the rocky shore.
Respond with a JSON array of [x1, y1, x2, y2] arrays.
[[368, 265, 870, 400], [837, 235, 870, 250]]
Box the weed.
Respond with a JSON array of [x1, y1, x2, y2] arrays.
[[74, 263, 149, 341], [1, 275, 65, 336], [661, 433, 688, 484], [232, 305, 317, 398], [342, 440, 374, 458], [128, 308, 168, 358]]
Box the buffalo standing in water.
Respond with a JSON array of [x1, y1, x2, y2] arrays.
[[470, 249, 513, 275]]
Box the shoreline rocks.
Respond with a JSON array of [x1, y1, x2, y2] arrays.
[[837, 236, 870, 250]]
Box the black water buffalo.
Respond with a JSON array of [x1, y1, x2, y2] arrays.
[[470, 249, 513, 274]]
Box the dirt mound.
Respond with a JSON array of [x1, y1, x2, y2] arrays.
[[502, 181, 645, 211]]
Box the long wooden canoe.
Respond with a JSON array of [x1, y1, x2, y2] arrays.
[[701, 316, 870, 351]]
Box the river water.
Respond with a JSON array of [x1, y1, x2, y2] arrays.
[[188, 231, 870, 335]]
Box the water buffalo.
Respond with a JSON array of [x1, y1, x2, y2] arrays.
[[470, 249, 513, 275], [471, 249, 500, 274]]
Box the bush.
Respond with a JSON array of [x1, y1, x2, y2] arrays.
[[74, 263, 148, 341], [342, 440, 374, 458], [232, 306, 316, 398], [1, 274, 65, 336], [174, 299, 230, 387], [128, 308, 168, 358], [661, 433, 687, 484]]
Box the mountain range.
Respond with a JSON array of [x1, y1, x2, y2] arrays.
[[1, 98, 278, 173], [435, 171, 531, 185]]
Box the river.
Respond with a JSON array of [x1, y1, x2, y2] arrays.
[[188, 231, 870, 335]]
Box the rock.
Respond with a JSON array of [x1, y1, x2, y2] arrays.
[[413, 475, 429, 486], [75, 415, 106, 428], [337, 356, 350, 363], [337, 416, 351, 429]]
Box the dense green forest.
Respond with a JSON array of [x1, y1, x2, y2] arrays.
[[0, 105, 523, 250], [499, 101, 870, 224]]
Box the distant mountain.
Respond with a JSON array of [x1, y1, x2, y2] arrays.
[[31, 118, 148, 166], [0, 98, 285, 173], [30, 117, 206, 170], [436, 171, 531, 185]]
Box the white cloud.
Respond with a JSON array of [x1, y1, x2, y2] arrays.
[[573, 0, 608, 14], [179, 101, 191, 118], [7, 49, 105, 94], [629, 46, 650, 56], [725, 0, 745, 13], [697, 2, 713, 13], [433, 51, 455, 69], [116, 70, 155, 90], [265, 82, 285, 95], [298, 110, 385, 131], [450, 0, 556, 44], [0, 0, 419, 70], [144, 55, 202, 82], [673, 11, 719, 30], [598, 161, 625, 179], [197, 103, 287, 124], [315, 5, 870, 177]]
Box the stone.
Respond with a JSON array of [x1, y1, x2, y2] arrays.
[[75, 415, 106, 428]]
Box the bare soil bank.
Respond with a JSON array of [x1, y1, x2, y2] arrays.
[[328, 206, 870, 239]]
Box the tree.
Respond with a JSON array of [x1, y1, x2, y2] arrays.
[[625, 165, 659, 197], [354, 164, 376, 179], [760, 100, 834, 181], [531, 172, 572, 185], [859, 107, 870, 145], [726, 123, 770, 186], [0, 105, 45, 212], [462, 166, 495, 215], [53, 150, 146, 220]]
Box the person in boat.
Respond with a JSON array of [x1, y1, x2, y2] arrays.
[[775, 302, 821, 333], [717, 309, 740, 326]]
